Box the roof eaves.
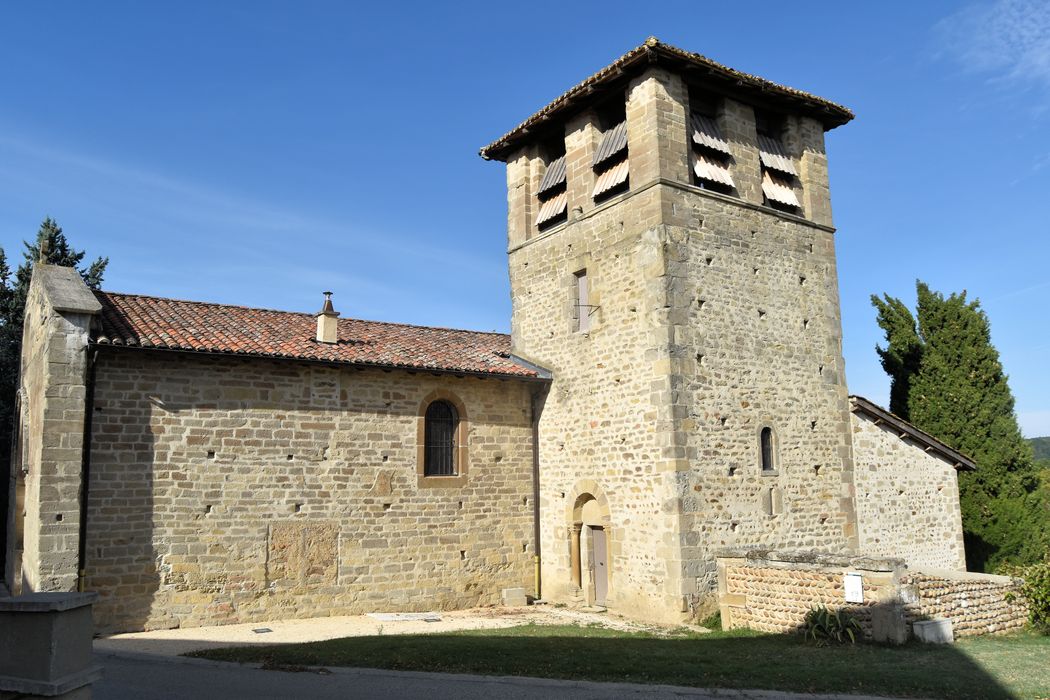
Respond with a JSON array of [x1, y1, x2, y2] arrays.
[[90, 340, 546, 382], [480, 37, 854, 162], [849, 395, 977, 471]]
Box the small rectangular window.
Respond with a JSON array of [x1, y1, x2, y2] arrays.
[[575, 269, 591, 333]]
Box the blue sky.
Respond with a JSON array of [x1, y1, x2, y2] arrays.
[[2, 1, 1048, 436]]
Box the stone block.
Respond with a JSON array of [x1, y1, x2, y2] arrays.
[[0, 592, 101, 697], [502, 587, 528, 607], [870, 605, 907, 645], [912, 619, 954, 644]]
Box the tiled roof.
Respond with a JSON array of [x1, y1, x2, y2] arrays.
[[480, 37, 854, 162], [92, 291, 544, 380], [849, 396, 977, 471]]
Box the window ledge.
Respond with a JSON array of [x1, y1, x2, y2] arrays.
[[417, 474, 468, 489]]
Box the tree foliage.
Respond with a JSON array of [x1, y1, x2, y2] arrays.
[[1031, 437, 1050, 462], [872, 281, 1047, 571], [0, 218, 107, 568]]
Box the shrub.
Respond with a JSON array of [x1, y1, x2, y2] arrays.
[[802, 606, 862, 646], [1001, 560, 1050, 633]]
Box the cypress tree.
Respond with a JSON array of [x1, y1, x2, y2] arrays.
[[870, 294, 923, 418], [872, 281, 1045, 571]]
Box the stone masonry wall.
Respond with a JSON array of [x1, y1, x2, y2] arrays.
[[508, 181, 687, 622], [851, 412, 966, 571], [901, 570, 1027, 637], [85, 350, 536, 632], [664, 185, 857, 601], [717, 552, 900, 640], [9, 266, 98, 594], [718, 551, 1027, 641], [640, 69, 858, 603], [505, 67, 858, 623]]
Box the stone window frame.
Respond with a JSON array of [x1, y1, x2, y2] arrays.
[[416, 389, 469, 488], [535, 140, 568, 233], [568, 255, 600, 335], [758, 424, 779, 475], [686, 88, 736, 196], [754, 110, 803, 215]]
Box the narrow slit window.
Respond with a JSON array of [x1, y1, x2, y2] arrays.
[[424, 400, 458, 476], [575, 269, 591, 333], [760, 427, 776, 472]]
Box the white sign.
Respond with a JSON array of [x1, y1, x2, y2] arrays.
[[844, 572, 864, 603]]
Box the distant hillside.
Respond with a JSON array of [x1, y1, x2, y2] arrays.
[[1031, 436, 1050, 462]]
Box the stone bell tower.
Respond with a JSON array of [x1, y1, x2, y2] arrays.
[[481, 38, 859, 622]]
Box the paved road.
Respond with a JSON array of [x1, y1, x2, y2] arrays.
[[93, 652, 897, 700]]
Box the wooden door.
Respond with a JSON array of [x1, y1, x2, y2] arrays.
[[591, 526, 608, 606]]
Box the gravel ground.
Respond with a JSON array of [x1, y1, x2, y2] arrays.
[[94, 605, 705, 658]]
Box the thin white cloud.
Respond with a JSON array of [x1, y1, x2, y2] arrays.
[[0, 133, 501, 279], [984, 279, 1050, 303], [934, 0, 1050, 89]]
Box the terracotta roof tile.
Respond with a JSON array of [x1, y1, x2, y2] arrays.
[[92, 291, 542, 380]]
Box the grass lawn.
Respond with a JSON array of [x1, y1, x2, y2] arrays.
[[189, 623, 1050, 699]]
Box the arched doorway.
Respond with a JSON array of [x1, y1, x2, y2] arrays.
[[567, 482, 612, 607]]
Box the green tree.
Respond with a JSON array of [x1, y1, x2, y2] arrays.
[[872, 281, 1047, 571], [870, 295, 923, 417], [0, 217, 107, 572]]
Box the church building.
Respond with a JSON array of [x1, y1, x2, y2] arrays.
[[4, 39, 974, 632]]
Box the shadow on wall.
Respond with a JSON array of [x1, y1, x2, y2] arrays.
[[85, 364, 160, 634]]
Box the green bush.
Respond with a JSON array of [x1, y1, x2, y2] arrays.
[[698, 611, 722, 631], [802, 606, 862, 646], [1001, 560, 1050, 633]]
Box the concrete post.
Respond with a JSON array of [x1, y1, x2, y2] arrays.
[[0, 592, 101, 699]]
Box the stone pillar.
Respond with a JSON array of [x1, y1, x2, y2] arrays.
[[570, 523, 582, 589], [13, 265, 100, 594], [564, 110, 601, 221], [626, 67, 690, 188], [506, 145, 544, 250], [720, 97, 762, 205], [796, 116, 833, 227]]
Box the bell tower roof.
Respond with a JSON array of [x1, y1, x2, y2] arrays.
[[479, 37, 853, 162]]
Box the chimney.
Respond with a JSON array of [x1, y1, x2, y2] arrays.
[[315, 291, 340, 344]]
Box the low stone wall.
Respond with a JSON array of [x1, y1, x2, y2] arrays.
[[901, 569, 1028, 637], [717, 550, 904, 641], [717, 550, 1027, 642]]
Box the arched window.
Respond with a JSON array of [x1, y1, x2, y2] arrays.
[[760, 427, 776, 472], [424, 400, 458, 476]]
